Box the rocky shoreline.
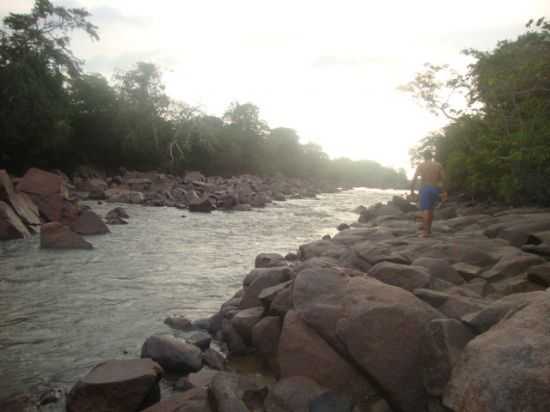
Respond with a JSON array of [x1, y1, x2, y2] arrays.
[[3, 187, 550, 411], [1, 167, 341, 246]]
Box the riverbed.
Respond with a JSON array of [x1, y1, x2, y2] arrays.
[[0, 188, 401, 398]]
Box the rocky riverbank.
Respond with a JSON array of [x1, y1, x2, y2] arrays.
[[0, 167, 340, 246], [3, 194, 550, 412]]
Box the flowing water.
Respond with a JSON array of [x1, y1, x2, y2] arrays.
[[0, 188, 401, 398]]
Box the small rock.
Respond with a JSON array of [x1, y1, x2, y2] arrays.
[[164, 316, 192, 331]]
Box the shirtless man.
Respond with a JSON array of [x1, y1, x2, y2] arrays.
[[410, 151, 447, 237]]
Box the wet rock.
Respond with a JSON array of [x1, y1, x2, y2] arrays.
[[444, 296, 550, 412], [0, 201, 31, 240], [285, 252, 298, 261], [164, 316, 192, 331], [293, 268, 443, 412], [222, 319, 249, 355], [412, 257, 464, 285], [40, 222, 93, 249], [422, 319, 475, 396], [255, 253, 287, 268], [0, 385, 66, 412], [337, 223, 350, 231], [202, 348, 225, 370], [188, 197, 214, 213], [67, 359, 163, 412], [106, 207, 129, 220], [368, 262, 432, 291], [264, 376, 326, 412], [187, 331, 211, 351], [141, 335, 202, 373], [70, 210, 110, 235], [231, 306, 264, 343], [278, 311, 378, 403]]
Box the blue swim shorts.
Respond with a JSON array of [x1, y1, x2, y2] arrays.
[[419, 185, 441, 210]]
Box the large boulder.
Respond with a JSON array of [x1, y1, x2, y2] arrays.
[[71, 210, 110, 235], [251, 316, 282, 358], [66, 359, 163, 412], [40, 222, 92, 249], [444, 295, 550, 412], [368, 262, 432, 291], [231, 306, 264, 343], [413, 288, 489, 319], [293, 268, 444, 412], [278, 310, 378, 403], [422, 319, 475, 396], [0, 201, 31, 240], [209, 372, 269, 412], [240, 267, 292, 309], [481, 254, 545, 282], [412, 257, 464, 285], [264, 376, 326, 412], [141, 335, 202, 373], [188, 197, 214, 213], [0, 170, 40, 227]]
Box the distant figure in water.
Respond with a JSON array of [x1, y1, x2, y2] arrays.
[[410, 150, 447, 237]]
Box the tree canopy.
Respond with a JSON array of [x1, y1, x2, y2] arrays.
[[405, 17, 550, 205], [0, 0, 407, 189]]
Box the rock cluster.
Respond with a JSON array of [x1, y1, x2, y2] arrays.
[[73, 169, 337, 212]]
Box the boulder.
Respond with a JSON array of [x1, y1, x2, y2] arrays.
[[66, 359, 163, 412], [0, 170, 40, 226], [278, 310, 378, 403], [240, 267, 292, 309], [202, 348, 225, 370], [187, 331, 212, 351], [142, 388, 210, 412], [269, 287, 293, 316], [141, 335, 202, 373], [412, 257, 464, 285], [0, 201, 31, 240], [17, 168, 64, 196], [368, 262, 432, 291], [264, 376, 325, 412], [164, 316, 192, 331], [299, 239, 349, 260], [414, 289, 488, 319], [70, 210, 110, 235], [251, 316, 282, 357], [231, 306, 264, 343], [255, 253, 287, 268], [209, 372, 268, 412], [40, 222, 92, 249], [422, 319, 475, 396], [444, 296, 550, 412], [481, 254, 545, 282], [452, 262, 482, 281], [188, 197, 214, 213], [353, 241, 410, 265], [527, 263, 550, 286], [105, 189, 144, 204], [221, 319, 249, 355], [106, 207, 129, 220], [293, 268, 443, 412]]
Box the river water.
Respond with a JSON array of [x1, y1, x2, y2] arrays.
[[0, 188, 401, 398]]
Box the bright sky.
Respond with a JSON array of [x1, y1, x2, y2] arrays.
[[2, 1, 550, 173]]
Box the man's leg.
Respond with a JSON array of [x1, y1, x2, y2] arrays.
[[422, 209, 434, 237]]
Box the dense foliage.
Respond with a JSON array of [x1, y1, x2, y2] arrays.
[[405, 18, 550, 204], [0, 0, 407, 189]]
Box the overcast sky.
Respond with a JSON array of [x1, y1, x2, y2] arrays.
[[2, 1, 550, 172]]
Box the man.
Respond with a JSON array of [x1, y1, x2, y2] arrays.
[[410, 151, 447, 237]]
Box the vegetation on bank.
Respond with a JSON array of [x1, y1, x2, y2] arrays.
[[0, 0, 407, 189], [404, 18, 550, 205]]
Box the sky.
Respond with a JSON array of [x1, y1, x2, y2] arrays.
[[2, 1, 550, 173]]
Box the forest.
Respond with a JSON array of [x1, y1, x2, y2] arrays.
[[0, 0, 408, 189], [405, 18, 550, 205]]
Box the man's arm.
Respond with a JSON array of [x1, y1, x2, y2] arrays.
[[410, 166, 420, 195]]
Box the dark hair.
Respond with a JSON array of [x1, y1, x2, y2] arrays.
[[422, 150, 433, 160]]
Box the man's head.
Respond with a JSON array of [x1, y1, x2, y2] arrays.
[[422, 150, 434, 161]]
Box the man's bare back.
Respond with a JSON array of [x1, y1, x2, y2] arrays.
[[416, 160, 445, 187]]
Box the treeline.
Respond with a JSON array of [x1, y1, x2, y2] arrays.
[[405, 18, 550, 205], [0, 0, 407, 189]]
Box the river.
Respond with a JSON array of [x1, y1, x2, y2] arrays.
[[0, 187, 401, 398]]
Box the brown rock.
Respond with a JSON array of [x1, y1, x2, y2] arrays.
[[264, 376, 326, 412], [141, 335, 202, 373], [240, 267, 292, 309], [251, 316, 282, 357], [278, 310, 378, 403], [71, 210, 110, 235], [142, 388, 209, 412], [293, 268, 443, 412], [0, 201, 31, 240], [0, 170, 40, 226], [231, 306, 264, 343], [444, 296, 550, 412], [412, 257, 464, 285], [67, 359, 163, 412], [481, 254, 545, 282], [40, 222, 92, 249], [17, 168, 64, 196], [368, 262, 431, 291]]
